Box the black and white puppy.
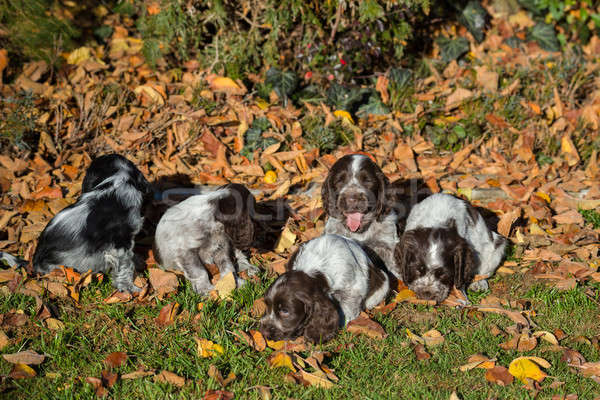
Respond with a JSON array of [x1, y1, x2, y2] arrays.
[[322, 154, 400, 277], [395, 193, 507, 303], [153, 183, 258, 294], [33, 153, 153, 293], [260, 234, 389, 343]]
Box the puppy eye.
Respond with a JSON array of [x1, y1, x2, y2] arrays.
[[278, 308, 290, 316], [434, 268, 449, 280]]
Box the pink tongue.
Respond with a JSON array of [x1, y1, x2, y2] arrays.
[[346, 213, 363, 232]]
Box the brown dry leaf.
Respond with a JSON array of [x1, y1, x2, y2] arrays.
[[446, 88, 473, 110], [562, 349, 586, 366], [104, 352, 128, 369], [552, 210, 584, 225], [346, 315, 387, 339], [458, 354, 495, 371], [422, 329, 445, 347], [148, 268, 178, 295], [10, 363, 37, 379], [214, 272, 236, 299], [561, 134, 580, 166], [517, 333, 538, 352], [208, 76, 246, 95], [104, 290, 132, 304], [0, 329, 10, 349], [274, 227, 296, 253], [497, 207, 520, 237], [85, 376, 107, 397], [477, 307, 529, 326], [266, 337, 307, 352], [0, 48, 8, 75], [475, 66, 498, 92], [202, 390, 235, 400], [251, 298, 267, 318], [121, 366, 155, 379], [154, 370, 186, 387], [533, 331, 559, 345], [485, 366, 514, 386], [576, 361, 600, 377], [44, 281, 68, 297], [3, 349, 45, 365], [155, 302, 179, 327], [414, 344, 431, 361], [250, 329, 267, 352], [101, 370, 118, 388], [298, 369, 335, 388]]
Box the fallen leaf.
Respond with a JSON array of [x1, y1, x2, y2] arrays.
[[446, 88, 473, 109], [552, 210, 584, 225], [202, 390, 235, 400], [266, 337, 307, 352], [497, 207, 520, 237], [134, 85, 165, 105], [509, 357, 548, 384], [299, 369, 335, 388], [3, 349, 45, 365], [333, 110, 354, 124], [67, 47, 92, 65], [267, 351, 295, 372], [0, 329, 9, 349], [459, 354, 495, 371], [414, 344, 431, 361], [274, 227, 296, 253], [148, 268, 179, 295], [517, 333, 537, 352], [422, 329, 445, 347], [9, 363, 36, 379], [104, 352, 128, 369], [196, 338, 224, 358], [562, 349, 586, 366], [155, 302, 179, 327], [394, 288, 417, 302], [209, 76, 245, 95], [477, 307, 529, 326], [346, 315, 387, 339], [45, 318, 65, 330], [485, 366, 514, 386], [154, 370, 185, 387], [214, 272, 236, 299], [533, 331, 559, 345], [121, 367, 155, 379], [250, 329, 267, 351], [251, 298, 267, 318], [101, 369, 118, 388]]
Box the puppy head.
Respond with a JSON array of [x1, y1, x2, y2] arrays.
[[215, 183, 256, 249], [82, 153, 153, 197], [260, 271, 339, 343], [395, 224, 477, 303], [322, 154, 389, 233]]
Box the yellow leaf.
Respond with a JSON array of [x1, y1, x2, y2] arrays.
[[533, 331, 559, 345], [395, 288, 417, 302], [266, 340, 285, 351], [256, 98, 270, 110], [508, 358, 548, 384], [333, 110, 354, 124], [209, 76, 245, 95], [274, 227, 296, 253], [134, 85, 165, 105], [535, 191, 551, 203], [195, 338, 224, 358], [67, 47, 92, 65], [299, 369, 335, 388], [267, 352, 295, 372], [529, 223, 546, 236], [406, 328, 424, 345], [214, 272, 236, 299], [45, 318, 65, 330], [264, 170, 277, 184]]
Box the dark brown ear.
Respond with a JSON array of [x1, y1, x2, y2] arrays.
[[215, 184, 256, 249], [453, 240, 478, 291], [321, 172, 335, 217], [375, 166, 390, 222], [396, 231, 417, 283], [302, 290, 339, 343]]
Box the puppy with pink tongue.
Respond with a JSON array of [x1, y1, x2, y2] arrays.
[[322, 154, 401, 278]]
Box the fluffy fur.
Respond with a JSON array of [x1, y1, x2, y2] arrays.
[[260, 234, 389, 343], [33, 153, 153, 293], [322, 154, 400, 277], [153, 183, 258, 294], [396, 193, 507, 303]]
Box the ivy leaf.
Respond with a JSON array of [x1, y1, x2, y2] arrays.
[[240, 117, 278, 160], [517, 0, 546, 16], [293, 84, 326, 105], [265, 68, 298, 105], [436, 37, 470, 62], [357, 93, 390, 117], [528, 23, 560, 52], [358, 0, 385, 23], [458, 1, 488, 43], [326, 84, 369, 112], [388, 67, 412, 88]]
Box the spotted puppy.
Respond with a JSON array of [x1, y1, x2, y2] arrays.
[[395, 193, 507, 303], [260, 234, 389, 343], [154, 183, 258, 294], [322, 154, 400, 277], [33, 153, 153, 293]]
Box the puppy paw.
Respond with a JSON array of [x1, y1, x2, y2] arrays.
[[115, 282, 142, 294], [468, 279, 489, 292]]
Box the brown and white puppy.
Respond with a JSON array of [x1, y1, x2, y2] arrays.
[[395, 193, 507, 303], [260, 234, 389, 343], [322, 154, 400, 277], [154, 183, 258, 294]]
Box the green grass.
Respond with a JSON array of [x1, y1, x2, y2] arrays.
[[1, 270, 599, 399], [580, 209, 600, 229]]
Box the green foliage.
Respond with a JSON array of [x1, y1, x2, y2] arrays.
[[528, 22, 561, 51], [264, 68, 299, 106], [0, 0, 79, 65], [436, 36, 470, 62], [0, 92, 38, 149], [579, 209, 600, 229], [302, 115, 354, 153], [458, 1, 488, 43], [425, 120, 482, 151], [240, 117, 278, 160]]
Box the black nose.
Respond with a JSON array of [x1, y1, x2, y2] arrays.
[[341, 192, 368, 211]]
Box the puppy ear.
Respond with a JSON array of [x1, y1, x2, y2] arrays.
[[302, 291, 339, 343], [453, 240, 477, 291], [321, 172, 335, 217], [374, 167, 390, 222], [216, 185, 255, 249], [396, 231, 416, 283]]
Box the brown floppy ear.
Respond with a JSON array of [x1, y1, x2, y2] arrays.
[[396, 231, 416, 284], [321, 172, 336, 217], [453, 239, 478, 292], [375, 167, 390, 222], [216, 184, 256, 249], [302, 290, 339, 343]]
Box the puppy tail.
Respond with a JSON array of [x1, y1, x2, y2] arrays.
[[0, 252, 28, 268]]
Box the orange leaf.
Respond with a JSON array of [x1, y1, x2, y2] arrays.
[[147, 2, 161, 15], [250, 330, 266, 352], [104, 352, 128, 369]]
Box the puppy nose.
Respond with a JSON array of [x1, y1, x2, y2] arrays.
[[343, 193, 367, 210], [420, 289, 434, 299]]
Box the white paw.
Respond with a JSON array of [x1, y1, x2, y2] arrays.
[[190, 279, 215, 295], [468, 279, 489, 292], [116, 282, 141, 294], [238, 260, 259, 276]]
